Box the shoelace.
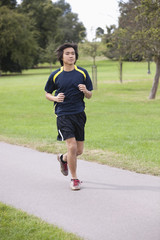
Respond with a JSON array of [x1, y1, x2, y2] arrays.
[[71, 179, 82, 186]]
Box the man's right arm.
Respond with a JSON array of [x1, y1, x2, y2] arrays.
[[45, 92, 65, 102]]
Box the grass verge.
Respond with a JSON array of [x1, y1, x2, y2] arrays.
[[0, 202, 83, 240]]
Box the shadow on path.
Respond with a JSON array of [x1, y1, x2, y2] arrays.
[[83, 181, 160, 192]]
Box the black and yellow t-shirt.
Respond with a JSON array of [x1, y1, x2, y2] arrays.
[[44, 65, 93, 116]]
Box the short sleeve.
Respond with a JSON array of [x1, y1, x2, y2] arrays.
[[85, 70, 93, 91], [44, 73, 56, 94]]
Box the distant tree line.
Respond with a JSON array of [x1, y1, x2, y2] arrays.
[[0, 0, 86, 73]]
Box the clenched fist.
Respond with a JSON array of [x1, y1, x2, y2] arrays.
[[56, 93, 65, 102], [78, 84, 87, 93]]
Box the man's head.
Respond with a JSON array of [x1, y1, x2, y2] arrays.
[[56, 43, 78, 66]]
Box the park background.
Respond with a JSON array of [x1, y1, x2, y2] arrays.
[[0, 1, 160, 239]]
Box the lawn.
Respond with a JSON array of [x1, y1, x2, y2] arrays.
[[0, 202, 83, 240], [0, 59, 159, 175]]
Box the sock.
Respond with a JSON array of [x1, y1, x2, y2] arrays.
[[60, 154, 67, 163]]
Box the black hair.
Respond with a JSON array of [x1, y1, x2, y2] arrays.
[[56, 43, 78, 66]]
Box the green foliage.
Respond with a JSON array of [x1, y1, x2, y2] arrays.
[[79, 41, 102, 65], [0, 0, 87, 73], [104, 0, 160, 98], [40, 40, 57, 65], [0, 0, 17, 9], [54, 0, 86, 43], [19, 0, 86, 46], [19, 0, 61, 50], [119, 0, 160, 59], [100, 0, 160, 62], [96, 27, 104, 39], [0, 6, 38, 72]]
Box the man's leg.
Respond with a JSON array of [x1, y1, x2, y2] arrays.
[[61, 139, 84, 190], [65, 137, 77, 179], [63, 140, 84, 179]]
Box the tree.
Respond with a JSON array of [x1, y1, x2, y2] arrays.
[[0, 0, 17, 9], [80, 40, 102, 90], [19, 0, 61, 50], [80, 41, 100, 66], [119, 0, 160, 99], [54, 0, 86, 43], [40, 39, 58, 72], [96, 27, 104, 39], [101, 25, 117, 60], [19, 0, 86, 64], [57, 12, 86, 43], [0, 6, 38, 72], [101, 25, 128, 83], [111, 28, 129, 83]]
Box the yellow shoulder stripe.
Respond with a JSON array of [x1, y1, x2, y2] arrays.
[[74, 65, 86, 80], [53, 67, 63, 83]]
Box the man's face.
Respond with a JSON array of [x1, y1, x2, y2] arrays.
[[62, 47, 76, 65]]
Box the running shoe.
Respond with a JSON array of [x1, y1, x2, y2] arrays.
[[70, 179, 81, 190], [57, 154, 68, 176]]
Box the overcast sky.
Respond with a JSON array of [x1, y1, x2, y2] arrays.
[[17, 0, 120, 41]]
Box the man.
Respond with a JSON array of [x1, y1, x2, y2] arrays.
[[44, 43, 93, 190]]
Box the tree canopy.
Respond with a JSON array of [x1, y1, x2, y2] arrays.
[[0, 0, 17, 9], [0, 0, 86, 73], [18, 0, 61, 50], [54, 0, 86, 43], [0, 6, 38, 72]]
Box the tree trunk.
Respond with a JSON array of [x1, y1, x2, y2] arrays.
[[149, 58, 160, 99], [50, 62, 52, 73], [147, 60, 151, 74], [119, 58, 123, 83], [92, 65, 97, 90], [93, 56, 96, 66]]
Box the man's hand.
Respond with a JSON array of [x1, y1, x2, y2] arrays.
[[78, 84, 92, 99], [78, 84, 87, 93], [56, 93, 65, 102], [45, 92, 65, 102]]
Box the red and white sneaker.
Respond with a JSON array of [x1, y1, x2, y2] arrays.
[[70, 179, 81, 190], [57, 154, 68, 176]]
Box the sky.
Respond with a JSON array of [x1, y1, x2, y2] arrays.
[[17, 0, 120, 41]]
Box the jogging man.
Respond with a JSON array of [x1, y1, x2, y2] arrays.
[[44, 43, 93, 190]]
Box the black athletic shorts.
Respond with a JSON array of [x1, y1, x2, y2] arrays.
[[57, 112, 86, 141]]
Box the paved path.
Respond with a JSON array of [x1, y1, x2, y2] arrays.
[[0, 142, 160, 240]]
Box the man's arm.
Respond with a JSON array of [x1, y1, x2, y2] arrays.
[[78, 84, 92, 99], [45, 92, 65, 102]]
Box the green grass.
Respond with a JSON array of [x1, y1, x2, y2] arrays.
[[78, 58, 156, 82], [0, 59, 160, 175], [84, 81, 160, 173], [0, 202, 83, 240]]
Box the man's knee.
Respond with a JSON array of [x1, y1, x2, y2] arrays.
[[67, 138, 77, 154], [76, 142, 84, 156], [77, 148, 83, 156]]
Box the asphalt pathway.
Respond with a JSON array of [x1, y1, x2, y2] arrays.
[[0, 142, 160, 240]]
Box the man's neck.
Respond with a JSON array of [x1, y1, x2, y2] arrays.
[[63, 64, 75, 72]]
